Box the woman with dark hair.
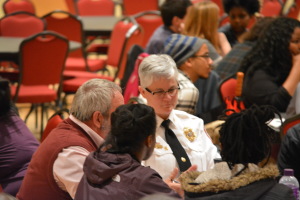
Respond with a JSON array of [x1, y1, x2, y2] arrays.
[[240, 17, 300, 113], [219, 0, 260, 47], [74, 104, 181, 200], [180, 105, 294, 199]]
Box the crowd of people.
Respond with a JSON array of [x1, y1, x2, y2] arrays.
[[2, 0, 300, 199]]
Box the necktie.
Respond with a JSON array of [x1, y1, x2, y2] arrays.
[[161, 119, 191, 172]]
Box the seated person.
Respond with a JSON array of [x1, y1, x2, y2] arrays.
[[239, 17, 300, 113], [215, 17, 274, 81], [219, 0, 260, 47], [180, 105, 294, 199], [74, 104, 181, 199], [146, 0, 192, 54], [164, 33, 214, 115], [17, 79, 124, 200], [278, 123, 300, 183], [0, 78, 39, 196], [138, 54, 220, 194]]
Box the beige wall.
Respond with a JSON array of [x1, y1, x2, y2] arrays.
[[29, 0, 68, 17], [0, 0, 5, 18]]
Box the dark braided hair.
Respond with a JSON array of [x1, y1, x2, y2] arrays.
[[97, 104, 156, 158], [219, 105, 281, 167], [239, 17, 300, 84]]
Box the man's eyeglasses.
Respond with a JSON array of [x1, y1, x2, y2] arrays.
[[191, 54, 211, 60], [145, 86, 180, 97]]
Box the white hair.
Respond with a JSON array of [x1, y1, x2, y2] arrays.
[[138, 54, 178, 87], [70, 79, 121, 121]]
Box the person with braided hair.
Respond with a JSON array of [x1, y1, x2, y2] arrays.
[[179, 105, 295, 199], [74, 104, 181, 200]]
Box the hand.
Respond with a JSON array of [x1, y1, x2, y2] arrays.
[[164, 165, 198, 198]]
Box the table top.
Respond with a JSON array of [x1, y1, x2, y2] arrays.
[[0, 36, 81, 62], [80, 16, 122, 37]]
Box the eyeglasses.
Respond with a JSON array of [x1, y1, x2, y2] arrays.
[[145, 86, 180, 97], [191, 54, 211, 60]]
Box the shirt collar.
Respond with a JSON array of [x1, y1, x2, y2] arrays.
[[69, 114, 104, 147], [156, 110, 176, 128]]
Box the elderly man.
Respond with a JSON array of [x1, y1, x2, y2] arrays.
[[138, 55, 220, 193], [17, 79, 124, 200]]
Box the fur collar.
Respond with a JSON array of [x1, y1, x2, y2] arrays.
[[179, 162, 279, 193]]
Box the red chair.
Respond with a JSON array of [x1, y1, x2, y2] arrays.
[[280, 113, 300, 138], [10, 31, 69, 135], [77, 0, 115, 16], [0, 11, 45, 37], [133, 10, 162, 48], [41, 108, 69, 142], [122, 0, 159, 15], [62, 17, 143, 102], [42, 10, 107, 72], [77, 0, 116, 54], [0, 11, 46, 70], [218, 72, 245, 115], [260, 0, 282, 16], [3, 0, 35, 15], [109, 17, 144, 81]]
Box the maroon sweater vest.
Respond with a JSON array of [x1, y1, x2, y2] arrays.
[[17, 118, 97, 200]]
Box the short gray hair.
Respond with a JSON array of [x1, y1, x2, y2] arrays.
[[70, 79, 122, 121], [138, 54, 178, 87]]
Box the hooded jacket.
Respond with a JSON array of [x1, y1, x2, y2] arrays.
[[74, 151, 180, 200], [180, 162, 295, 200]]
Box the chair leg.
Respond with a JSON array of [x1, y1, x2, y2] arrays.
[[24, 104, 35, 123], [35, 105, 38, 128], [40, 103, 45, 136]]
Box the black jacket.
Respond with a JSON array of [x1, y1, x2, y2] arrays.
[[278, 123, 300, 183]]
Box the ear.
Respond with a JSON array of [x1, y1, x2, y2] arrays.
[[145, 134, 155, 148], [92, 111, 103, 129], [138, 86, 146, 98], [183, 58, 193, 69]]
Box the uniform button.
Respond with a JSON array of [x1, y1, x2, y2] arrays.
[[181, 157, 186, 162]]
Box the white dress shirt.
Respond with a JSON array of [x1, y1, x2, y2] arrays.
[[142, 109, 221, 180], [53, 115, 104, 199]]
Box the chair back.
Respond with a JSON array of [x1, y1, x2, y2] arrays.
[[17, 31, 68, 86], [123, 51, 149, 104], [261, 0, 282, 16], [41, 108, 69, 142], [280, 113, 300, 137], [218, 72, 245, 114], [133, 10, 163, 48], [3, 0, 35, 15], [12, 31, 68, 104], [77, 0, 115, 16], [122, 0, 159, 15], [107, 17, 144, 81], [0, 11, 45, 37], [42, 10, 84, 58]]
